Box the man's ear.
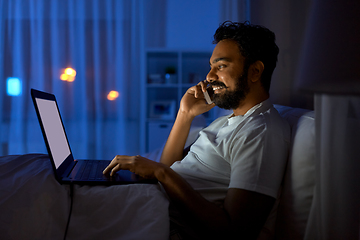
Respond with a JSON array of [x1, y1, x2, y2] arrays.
[[248, 61, 264, 83]]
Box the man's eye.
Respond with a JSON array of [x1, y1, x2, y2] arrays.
[[218, 65, 226, 70]]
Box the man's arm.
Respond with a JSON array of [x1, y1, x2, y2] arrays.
[[160, 82, 214, 166], [103, 155, 274, 239], [158, 166, 275, 239], [159, 111, 194, 166]]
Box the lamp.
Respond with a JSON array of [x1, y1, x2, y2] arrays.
[[296, 0, 360, 94]]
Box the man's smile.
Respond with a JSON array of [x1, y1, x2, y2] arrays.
[[209, 81, 228, 94], [212, 85, 226, 93]]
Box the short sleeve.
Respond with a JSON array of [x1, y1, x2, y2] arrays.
[[229, 118, 289, 198]]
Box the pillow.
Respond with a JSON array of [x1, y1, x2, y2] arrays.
[[274, 106, 316, 240]]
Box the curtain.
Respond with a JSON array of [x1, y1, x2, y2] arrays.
[[0, 0, 148, 159], [220, 0, 251, 23], [304, 94, 360, 239]]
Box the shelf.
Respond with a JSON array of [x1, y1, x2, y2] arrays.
[[141, 49, 213, 153]]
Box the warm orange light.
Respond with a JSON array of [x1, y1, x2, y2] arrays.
[[67, 76, 75, 82], [60, 73, 68, 81], [60, 68, 76, 82], [65, 68, 76, 76], [107, 91, 119, 101]]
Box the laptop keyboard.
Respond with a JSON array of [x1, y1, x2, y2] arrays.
[[76, 160, 110, 180]]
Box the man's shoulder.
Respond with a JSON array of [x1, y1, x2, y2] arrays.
[[230, 104, 290, 142]]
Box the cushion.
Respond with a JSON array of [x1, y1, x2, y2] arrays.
[[274, 105, 316, 240]]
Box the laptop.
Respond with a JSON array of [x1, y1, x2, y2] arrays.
[[31, 88, 157, 185]]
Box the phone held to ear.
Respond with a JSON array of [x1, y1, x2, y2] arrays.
[[204, 86, 214, 104]]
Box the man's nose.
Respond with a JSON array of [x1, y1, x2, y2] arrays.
[[206, 68, 217, 82]]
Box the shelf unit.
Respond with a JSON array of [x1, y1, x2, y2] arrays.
[[140, 49, 214, 153]]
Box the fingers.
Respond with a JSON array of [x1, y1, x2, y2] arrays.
[[197, 80, 209, 93], [109, 164, 119, 177], [103, 163, 116, 176], [103, 155, 132, 176], [190, 80, 209, 99], [103, 155, 158, 179], [103, 155, 116, 175]]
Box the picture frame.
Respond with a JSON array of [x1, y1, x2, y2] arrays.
[[149, 100, 176, 119]]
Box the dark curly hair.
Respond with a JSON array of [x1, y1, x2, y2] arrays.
[[213, 21, 279, 93]]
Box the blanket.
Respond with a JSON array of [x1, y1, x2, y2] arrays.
[[0, 154, 169, 240]]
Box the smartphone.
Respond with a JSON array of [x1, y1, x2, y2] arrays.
[[204, 86, 214, 104]]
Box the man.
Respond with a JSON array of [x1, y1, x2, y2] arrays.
[[103, 21, 290, 239]]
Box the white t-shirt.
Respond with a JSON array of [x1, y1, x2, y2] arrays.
[[171, 99, 290, 204]]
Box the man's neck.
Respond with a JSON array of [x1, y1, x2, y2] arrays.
[[232, 94, 269, 116]]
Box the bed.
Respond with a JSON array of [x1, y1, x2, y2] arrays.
[[0, 105, 316, 240], [0, 154, 169, 240]]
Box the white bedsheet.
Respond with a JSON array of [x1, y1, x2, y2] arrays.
[[0, 154, 169, 240]]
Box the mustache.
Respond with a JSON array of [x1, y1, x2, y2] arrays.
[[208, 81, 227, 89]]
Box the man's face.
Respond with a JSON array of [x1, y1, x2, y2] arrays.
[[206, 39, 249, 110]]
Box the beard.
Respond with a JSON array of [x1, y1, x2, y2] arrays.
[[210, 72, 249, 110]]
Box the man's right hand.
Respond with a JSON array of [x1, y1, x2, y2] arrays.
[[179, 80, 215, 118]]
